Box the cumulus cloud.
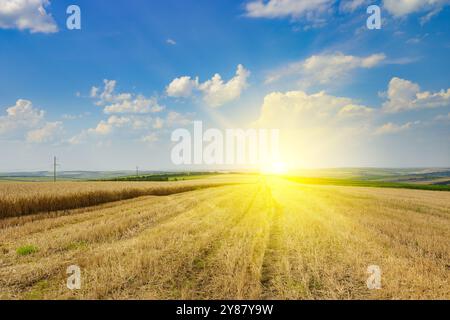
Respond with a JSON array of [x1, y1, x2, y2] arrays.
[[244, 0, 449, 24], [70, 79, 194, 145], [104, 96, 164, 114], [70, 116, 135, 143], [90, 120, 113, 135], [339, 0, 370, 13], [374, 121, 419, 135], [0, 0, 58, 33], [255, 90, 374, 129], [0, 99, 44, 135], [89, 115, 155, 136], [253, 90, 376, 168], [338, 104, 374, 117], [26, 121, 62, 143], [166, 111, 193, 126], [91, 80, 165, 114], [245, 0, 333, 20], [0, 99, 63, 143], [383, 0, 450, 18], [198, 64, 250, 107], [382, 77, 450, 113], [166, 76, 199, 98], [90, 86, 99, 98], [166, 64, 250, 108], [266, 53, 386, 86], [68, 111, 190, 145], [141, 133, 158, 143], [166, 38, 177, 45]]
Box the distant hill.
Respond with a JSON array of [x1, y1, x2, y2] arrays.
[[1, 168, 449, 185], [289, 168, 450, 186], [0, 171, 169, 181]]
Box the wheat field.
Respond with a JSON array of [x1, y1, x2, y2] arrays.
[[0, 175, 449, 300], [0, 175, 253, 219]]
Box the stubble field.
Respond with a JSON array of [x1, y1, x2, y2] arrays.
[[0, 175, 449, 300]]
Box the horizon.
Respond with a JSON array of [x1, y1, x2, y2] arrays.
[[2, 166, 450, 174]]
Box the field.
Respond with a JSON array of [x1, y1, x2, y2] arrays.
[[0, 176, 249, 219], [0, 175, 449, 300]]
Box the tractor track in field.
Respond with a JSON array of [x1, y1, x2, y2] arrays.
[[259, 185, 286, 299], [155, 185, 263, 299], [86, 185, 262, 299]]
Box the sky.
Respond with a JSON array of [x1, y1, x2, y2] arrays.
[[0, 0, 449, 172]]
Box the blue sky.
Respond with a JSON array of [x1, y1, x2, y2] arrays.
[[0, 0, 449, 171]]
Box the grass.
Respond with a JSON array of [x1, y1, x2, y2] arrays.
[[286, 176, 450, 191], [16, 245, 39, 256], [0, 175, 449, 300], [110, 172, 220, 182]]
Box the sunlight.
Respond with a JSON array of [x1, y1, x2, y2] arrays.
[[260, 161, 288, 175]]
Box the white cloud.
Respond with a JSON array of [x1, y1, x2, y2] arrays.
[[0, 0, 58, 33], [245, 0, 333, 20], [407, 37, 421, 44], [374, 121, 419, 135], [244, 0, 449, 24], [198, 64, 250, 107], [26, 121, 62, 143], [166, 111, 193, 126], [72, 79, 195, 144], [0, 99, 44, 134], [94, 79, 117, 105], [89, 121, 112, 136], [338, 104, 374, 117], [266, 53, 386, 86], [253, 90, 376, 168], [383, 0, 450, 20], [91, 115, 156, 135], [420, 7, 444, 24], [68, 114, 172, 145], [0, 99, 64, 144], [255, 90, 373, 128], [166, 38, 177, 45], [104, 96, 164, 114], [166, 64, 250, 108], [166, 76, 199, 98], [435, 113, 450, 121], [382, 77, 450, 113], [141, 133, 158, 143], [91, 79, 164, 114], [62, 113, 89, 120], [339, 0, 370, 13], [90, 86, 99, 98], [69, 119, 120, 144], [105, 115, 132, 128]]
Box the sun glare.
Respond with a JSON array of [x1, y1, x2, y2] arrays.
[[260, 162, 288, 175]]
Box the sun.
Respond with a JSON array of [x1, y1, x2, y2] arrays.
[[260, 162, 288, 175]]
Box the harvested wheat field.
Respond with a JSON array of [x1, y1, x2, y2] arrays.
[[0, 175, 449, 300]]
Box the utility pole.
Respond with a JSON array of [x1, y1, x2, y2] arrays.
[[53, 156, 59, 182], [136, 166, 139, 178]]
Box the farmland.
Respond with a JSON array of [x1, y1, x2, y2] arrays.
[[0, 175, 449, 300], [0, 175, 250, 219]]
